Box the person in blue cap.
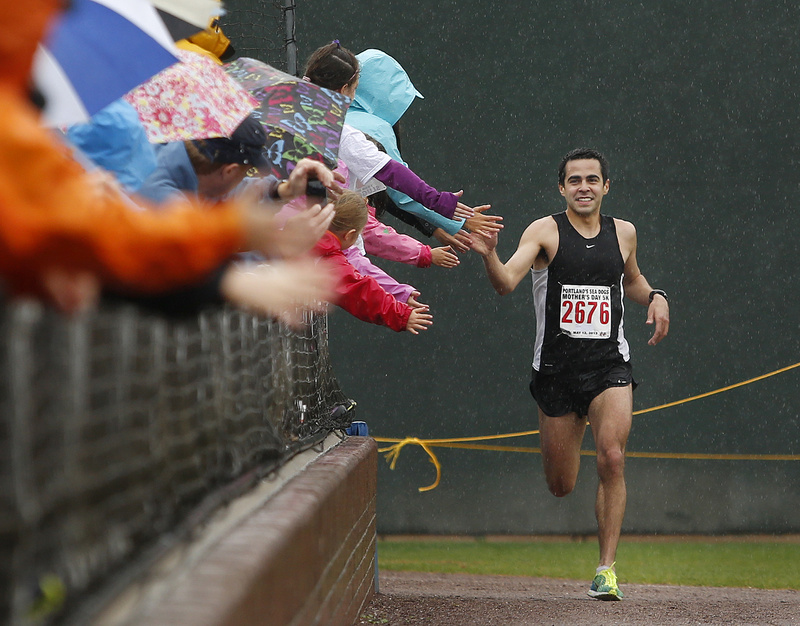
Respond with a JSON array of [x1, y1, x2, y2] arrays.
[[138, 113, 270, 204], [138, 112, 341, 206], [116, 113, 341, 320]]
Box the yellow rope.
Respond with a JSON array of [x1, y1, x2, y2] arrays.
[[632, 361, 800, 415], [374, 361, 800, 491]]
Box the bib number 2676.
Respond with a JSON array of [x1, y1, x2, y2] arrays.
[[560, 284, 611, 339]]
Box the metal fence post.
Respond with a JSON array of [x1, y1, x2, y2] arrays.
[[283, 0, 297, 76]]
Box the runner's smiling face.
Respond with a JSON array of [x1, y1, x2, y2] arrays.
[[559, 159, 609, 216]]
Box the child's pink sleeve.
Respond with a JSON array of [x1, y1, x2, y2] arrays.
[[343, 245, 416, 302], [362, 209, 432, 268]]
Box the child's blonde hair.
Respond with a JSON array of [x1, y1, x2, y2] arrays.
[[331, 190, 368, 234]]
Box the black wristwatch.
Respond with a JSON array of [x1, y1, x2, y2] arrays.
[[649, 289, 668, 303]]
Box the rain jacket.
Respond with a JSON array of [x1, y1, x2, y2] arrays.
[[345, 49, 465, 236], [342, 244, 414, 302], [137, 142, 199, 204], [176, 18, 235, 65], [0, 0, 246, 300], [313, 231, 411, 332], [362, 204, 432, 268], [66, 99, 157, 192]]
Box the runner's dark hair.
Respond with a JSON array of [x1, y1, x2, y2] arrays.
[[558, 147, 610, 185]]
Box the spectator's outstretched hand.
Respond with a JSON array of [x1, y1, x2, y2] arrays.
[[406, 308, 433, 335], [279, 202, 335, 257], [465, 204, 503, 238], [431, 246, 459, 268], [220, 260, 335, 328], [42, 269, 100, 315], [406, 291, 429, 310], [451, 190, 475, 220], [241, 198, 334, 259]]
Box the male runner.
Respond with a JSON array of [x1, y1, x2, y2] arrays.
[[470, 148, 669, 600]]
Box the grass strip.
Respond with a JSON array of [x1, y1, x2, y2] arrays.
[[377, 537, 800, 589]]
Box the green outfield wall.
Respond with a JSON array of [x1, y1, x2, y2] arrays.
[[236, 0, 800, 534]]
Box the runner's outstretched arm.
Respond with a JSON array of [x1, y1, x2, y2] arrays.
[[470, 219, 548, 295]]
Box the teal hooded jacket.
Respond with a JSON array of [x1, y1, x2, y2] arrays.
[[345, 49, 465, 235]]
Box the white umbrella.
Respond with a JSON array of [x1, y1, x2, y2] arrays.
[[34, 0, 180, 127], [148, 0, 223, 35]]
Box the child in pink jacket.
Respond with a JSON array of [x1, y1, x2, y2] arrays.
[[361, 184, 459, 269], [338, 161, 459, 286]]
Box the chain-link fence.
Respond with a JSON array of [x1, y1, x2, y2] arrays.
[[0, 4, 337, 623], [0, 301, 353, 624], [223, 0, 298, 74]]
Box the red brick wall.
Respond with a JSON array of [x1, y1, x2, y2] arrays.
[[143, 436, 378, 626]]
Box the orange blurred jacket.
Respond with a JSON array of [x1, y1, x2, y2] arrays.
[[0, 0, 247, 298]]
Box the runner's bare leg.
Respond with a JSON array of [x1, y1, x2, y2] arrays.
[[587, 384, 633, 567], [538, 409, 587, 497]]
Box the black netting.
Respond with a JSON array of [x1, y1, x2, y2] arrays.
[[0, 302, 352, 624], [0, 5, 345, 622]]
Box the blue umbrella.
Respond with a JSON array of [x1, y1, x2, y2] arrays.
[[34, 0, 180, 127]]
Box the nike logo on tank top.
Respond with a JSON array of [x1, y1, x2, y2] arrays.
[[531, 212, 630, 373]]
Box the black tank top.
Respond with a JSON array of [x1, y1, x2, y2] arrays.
[[531, 212, 630, 374]]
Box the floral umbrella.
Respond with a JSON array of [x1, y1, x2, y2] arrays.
[[124, 49, 258, 143]]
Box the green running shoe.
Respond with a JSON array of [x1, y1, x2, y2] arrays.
[[587, 563, 624, 600]]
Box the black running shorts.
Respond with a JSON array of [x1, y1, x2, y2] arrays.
[[529, 359, 636, 418]]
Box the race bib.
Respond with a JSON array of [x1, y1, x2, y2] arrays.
[[560, 284, 611, 339]]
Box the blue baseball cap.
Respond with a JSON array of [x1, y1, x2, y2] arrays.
[[194, 114, 267, 167]]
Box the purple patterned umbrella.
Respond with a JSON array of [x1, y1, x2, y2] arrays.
[[225, 57, 351, 178]]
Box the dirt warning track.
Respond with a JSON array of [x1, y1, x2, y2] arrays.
[[360, 571, 800, 625]]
